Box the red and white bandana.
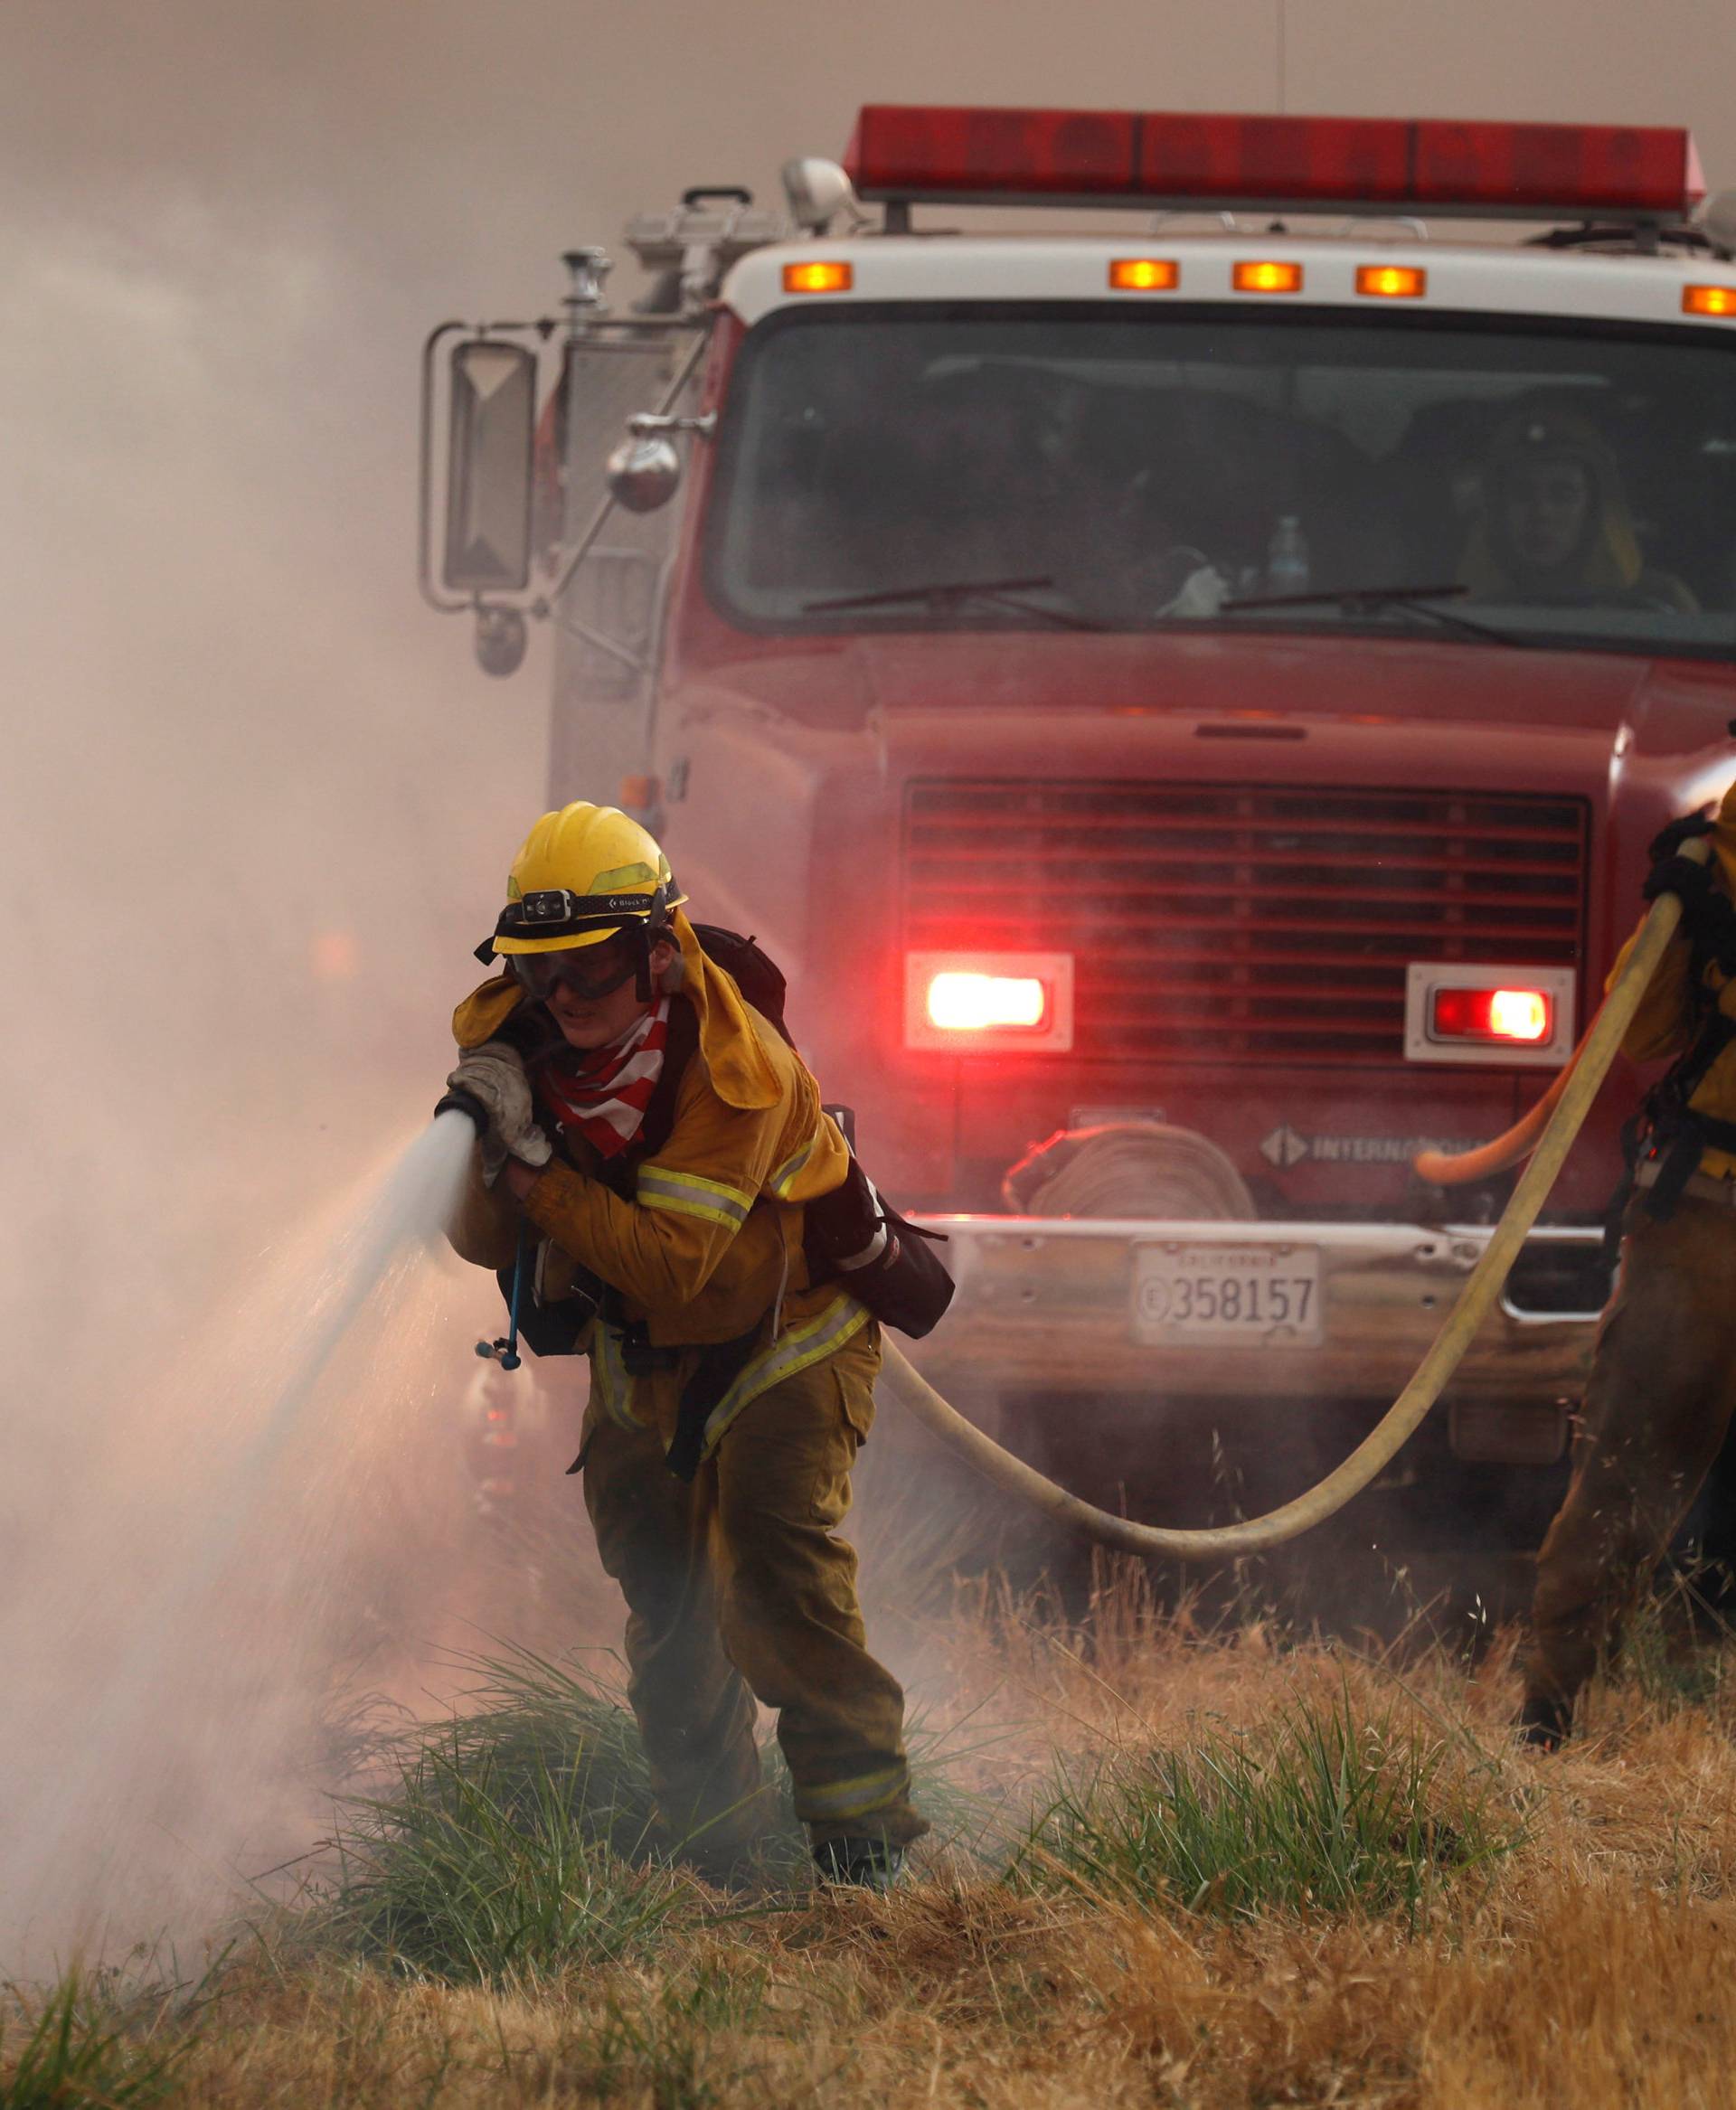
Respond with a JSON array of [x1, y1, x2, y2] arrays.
[[533, 997, 670, 1159]]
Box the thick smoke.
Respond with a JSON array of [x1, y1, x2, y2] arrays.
[[2, 0, 1733, 1969]]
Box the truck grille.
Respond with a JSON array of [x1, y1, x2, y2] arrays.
[[903, 781, 1590, 1065]]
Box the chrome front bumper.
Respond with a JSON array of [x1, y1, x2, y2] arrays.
[[907, 1215, 1604, 1409]]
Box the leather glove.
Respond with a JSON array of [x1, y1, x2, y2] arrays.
[[1644, 809, 1717, 909], [1642, 809, 1736, 969], [445, 1041, 553, 1175], [1644, 808, 1716, 895]]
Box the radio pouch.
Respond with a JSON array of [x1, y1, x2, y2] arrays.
[[804, 1155, 954, 1340]]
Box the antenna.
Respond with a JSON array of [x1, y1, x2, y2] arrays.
[[1276, 0, 1288, 114]]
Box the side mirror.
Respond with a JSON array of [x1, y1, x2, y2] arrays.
[[474, 606, 529, 679], [442, 339, 536, 592], [606, 410, 716, 515]]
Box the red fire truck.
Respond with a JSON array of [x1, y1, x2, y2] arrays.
[[421, 108, 1736, 1553]]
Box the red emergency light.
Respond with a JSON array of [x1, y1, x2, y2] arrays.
[[927, 969, 1049, 1033], [844, 106, 1704, 221], [904, 950, 1076, 1053], [1430, 985, 1553, 1045]]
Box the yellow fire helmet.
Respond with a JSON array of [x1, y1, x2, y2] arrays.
[[486, 802, 686, 958]]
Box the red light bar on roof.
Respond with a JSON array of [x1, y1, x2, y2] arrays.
[[844, 106, 1704, 221]]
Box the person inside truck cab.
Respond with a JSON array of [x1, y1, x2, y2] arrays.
[[1458, 408, 1697, 612], [440, 804, 928, 1890]]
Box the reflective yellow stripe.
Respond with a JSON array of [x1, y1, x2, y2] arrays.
[[590, 1323, 643, 1429], [641, 1165, 754, 1211], [700, 1294, 872, 1456], [793, 1762, 910, 1822], [769, 1136, 816, 1200], [637, 1165, 753, 1230], [640, 1191, 743, 1230]]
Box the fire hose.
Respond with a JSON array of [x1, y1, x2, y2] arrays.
[[875, 841, 1707, 1559]]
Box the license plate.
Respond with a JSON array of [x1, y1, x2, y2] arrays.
[[1132, 1243, 1324, 1346]]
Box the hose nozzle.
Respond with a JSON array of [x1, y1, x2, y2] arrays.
[[435, 1085, 490, 1134]]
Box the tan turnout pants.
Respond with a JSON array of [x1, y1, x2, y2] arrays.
[[1526, 1196, 1736, 1714], [580, 1321, 927, 1861]]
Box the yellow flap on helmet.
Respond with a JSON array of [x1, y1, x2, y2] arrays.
[[491, 803, 686, 956]]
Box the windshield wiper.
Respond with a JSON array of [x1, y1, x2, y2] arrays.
[[801, 574, 1106, 631], [1219, 581, 1529, 648]]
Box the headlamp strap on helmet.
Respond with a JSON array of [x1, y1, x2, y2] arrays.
[[491, 881, 675, 950]]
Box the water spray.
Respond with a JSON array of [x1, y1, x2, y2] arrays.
[[4, 1111, 481, 1955]]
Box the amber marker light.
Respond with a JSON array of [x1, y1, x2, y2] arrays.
[[1232, 259, 1304, 294], [783, 259, 854, 294], [1357, 263, 1427, 299], [1684, 284, 1736, 317], [1109, 257, 1179, 291]]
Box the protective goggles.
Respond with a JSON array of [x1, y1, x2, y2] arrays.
[[507, 935, 642, 1003]]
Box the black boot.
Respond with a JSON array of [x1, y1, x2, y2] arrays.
[[813, 1835, 906, 1893], [1515, 1692, 1571, 1752]]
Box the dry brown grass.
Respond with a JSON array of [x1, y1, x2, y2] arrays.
[[13, 1565, 1736, 2108]]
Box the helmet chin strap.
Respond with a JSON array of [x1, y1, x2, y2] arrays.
[[619, 883, 677, 1002], [639, 930, 683, 1004]]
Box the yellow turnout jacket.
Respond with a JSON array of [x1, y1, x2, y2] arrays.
[[447, 910, 870, 1459]]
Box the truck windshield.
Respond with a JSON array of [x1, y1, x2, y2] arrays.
[[704, 303, 1736, 658]]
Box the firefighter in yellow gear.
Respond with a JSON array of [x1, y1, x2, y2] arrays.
[[1521, 782, 1736, 1748], [443, 802, 926, 1884]]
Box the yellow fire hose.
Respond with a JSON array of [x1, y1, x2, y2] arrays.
[[878, 843, 1706, 1559]]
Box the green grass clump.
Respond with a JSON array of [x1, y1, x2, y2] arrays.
[[317, 1738, 689, 1984], [354, 1644, 665, 1860], [1013, 1682, 1514, 1926], [297, 1639, 993, 1983], [308, 1644, 692, 1983], [0, 1971, 192, 2108]]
